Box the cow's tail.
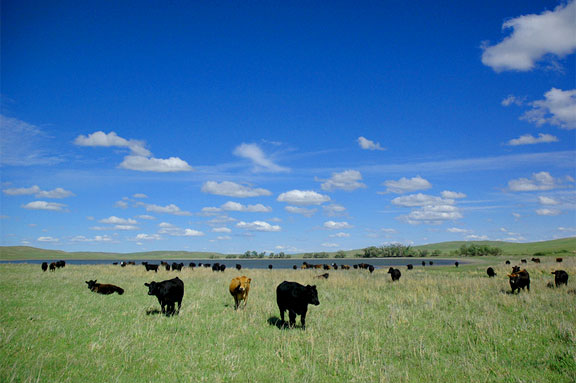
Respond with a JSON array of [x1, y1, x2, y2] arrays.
[[116, 286, 125, 295]]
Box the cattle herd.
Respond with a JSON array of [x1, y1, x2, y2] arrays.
[[40, 257, 571, 328]]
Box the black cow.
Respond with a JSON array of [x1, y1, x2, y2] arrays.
[[505, 260, 511, 265], [293, 265, 297, 270], [165, 264, 171, 271], [86, 280, 124, 295], [508, 270, 530, 294], [144, 277, 184, 316], [49, 262, 56, 271], [421, 261, 426, 267], [172, 262, 183, 271], [268, 264, 273, 270], [556, 258, 563, 263], [212, 263, 220, 272], [189, 262, 196, 268], [429, 261, 434, 266], [512, 266, 521, 273], [552, 270, 569, 287], [388, 267, 401, 281], [315, 273, 329, 279], [407, 264, 413, 270], [144, 263, 159, 272], [56, 260, 66, 268], [219, 264, 226, 272], [487, 267, 496, 278], [236, 264, 242, 271], [41, 262, 48, 272], [454, 261, 459, 268], [276, 281, 319, 329], [368, 265, 375, 273], [521, 259, 527, 264]]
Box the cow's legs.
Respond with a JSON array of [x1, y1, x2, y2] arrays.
[[288, 311, 296, 328]]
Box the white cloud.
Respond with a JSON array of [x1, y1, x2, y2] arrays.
[[3, 185, 74, 199], [507, 133, 559, 145], [113, 225, 139, 231], [441, 191, 467, 199], [465, 235, 489, 241], [323, 203, 347, 217], [536, 208, 561, 216], [481, 1, 576, 72], [220, 201, 272, 213], [137, 202, 192, 216], [277, 190, 330, 205], [37, 236, 59, 242], [236, 221, 281, 232], [502, 95, 524, 106], [119, 155, 193, 172], [520, 88, 576, 130], [216, 236, 232, 241], [115, 200, 129, 209], [508, 172, 563, 191], [382, 176, 432, 194], [137, 215, 156, 220], [538, 196, 559, 205], [0, 115, 63, 166], [392, 193, 454, 207], [133, 193, 148, 199], [558, 226, 576, 232], [447, 227, 472, 234], [183, 229, 205, 237], [99, 216, 137, 225], [158, 222, 175, 228], [319, 170, 366, 192], [135, 233, 162, 240], [233, 143, 289, 173], [401, 205, 462, 225], [330, 232, 350, 238], [321, 243, 340, 248], [70, 235, 113, 242], [323, 221, 353, 230], [22, 201, 67, 211], [201, 181, 272, 197], [212, 227, 232, 233], [75, 131, 193, 172], [74, 131, 151, 156], [357, 136, 385, 151], [285, 206, 317, 217]]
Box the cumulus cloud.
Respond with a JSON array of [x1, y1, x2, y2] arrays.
[[157, 224, 204, 237], [99, 216, 137, 225], [357, 136, 385, 151], [520, 88, 576, 130], [37, 236, 59, 242], [329, 232, 350, 238], [481, 1, 576, 72], [138, 215, 156, 220], [323, 204, 347, 217], [236, 221, 281, 232], [75, 131, 193, 172], [233, 143, 289, 173], [137, 202, 192, 216], [3, 185, 74, 199], [507, 133, 559, 145], [318, 170, 366, 192], [536, 208, 561, 216], [393, 193, 462, 225], [322, 243, 340, 248], [392, 193, 453, 207], [508, 172, 564, 191], [22, 201, 67, 211], [277, 190, 330, 205], [538, 196, 559, 205], [502, 95, 524, 107], [212, 227, 232, 233], [70, 235, 113, 242], [133, 193, 148, 199], [441, 191, 467, 199], [220, 201, 272, 213], [447, 227, 472, 234], [382, 176, 432, 194], [135, 233, 162, 240], [201, 181, 272, 197], [323, 221, 353, 230], [285, 206, 317, 217]]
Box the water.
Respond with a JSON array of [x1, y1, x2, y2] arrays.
[[0, 258, 464, 269]]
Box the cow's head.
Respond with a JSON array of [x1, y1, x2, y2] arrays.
[[86, 280, 97, 290], [387, 267, 394, 274], [306, 285, 320, 306], [144, 281, 158, 295]]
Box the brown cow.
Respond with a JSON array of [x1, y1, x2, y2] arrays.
[[85, 280, 124, 295], [229, 276, 251, 310]]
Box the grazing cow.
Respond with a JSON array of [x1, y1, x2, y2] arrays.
[[429, 261, 434, 266], [341, 265, 350, 270], [41, 262, 48, 272], [236, 264, 242, 271], [189, 262, 196, 268], [165, 264, 171, 271], [172, 262, 183, 271], [505, 260, 511, 265], [293, 265, 298, 270], [128, 261, 136, 265], [387, 267, 401, 281], [85, 280, 124, 295], [331, 263, 339, 270], [368, 265, 375, 273], [55, 260, 65, 268], [212, 263, 220, 272], [113, 262, 118, 265], [49, 262, 56, 271], [144, 277, 184, 316], [421, 261, 426, 267], [120, 261, 127, 267], [229, 276, 251, 310], [486, 267, 496, 277], [353, 264, 358, 269], [508, 269, 530, 293], [276, 281, 320, 329], [144, 263, 159, 272], [556, 258, 563, 263], [323, 264, 330, 271], [454, 261, 459, 267], [521, 259, 527, 264], [219, 264, 226, 272], [407, 264, 413, 270], [552, 270, 569, 287], [531, 258, 541, 263], [268, 264, 273, 270], [315, 273, 329, 279]]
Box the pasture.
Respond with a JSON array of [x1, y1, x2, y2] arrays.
[[0, 259, 575, 382]]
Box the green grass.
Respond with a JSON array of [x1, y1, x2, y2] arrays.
[[1, 237, 575, 260], [1, 259, 575, 382]]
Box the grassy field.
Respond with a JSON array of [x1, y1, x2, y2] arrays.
[[1, 237, 574, 260], [0, 258, 575, 382]]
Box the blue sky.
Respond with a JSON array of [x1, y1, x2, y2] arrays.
[[1, 0, 575, 254]]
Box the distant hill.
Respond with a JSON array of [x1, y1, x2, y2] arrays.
[[0, 238, 574, 260]]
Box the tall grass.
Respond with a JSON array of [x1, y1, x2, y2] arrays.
[[0, 260, 574, 382]]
